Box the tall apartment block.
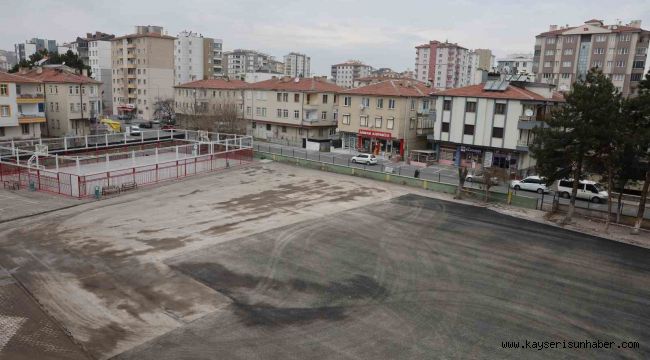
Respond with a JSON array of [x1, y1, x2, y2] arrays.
[[223, 49, 273, 80], [415, 40, 473, 89], [86, 32, 115, 115], [111, 25, 175, 120], [174, 31, 223, 85], [14, 38, 57, 61], [284, 52, 310, 77], [330, 60, 373, 88], [497, 53, 534, 75], [532, 19, 649, 96]]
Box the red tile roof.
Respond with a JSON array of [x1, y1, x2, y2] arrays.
[[175, 79, 247, 89], [343, 80, 431, 97], [433, 84, 563, 102], [246, 77, 343, 92], [0, 72, 41, 84], [18, 67, 101, 84]]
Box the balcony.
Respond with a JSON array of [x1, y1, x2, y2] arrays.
[[516, 140, 530, 152], [16, 94, 45, 103], [517, 115, 549, 130], [416, 115, 435, 136], [18, 113, 46, 124]]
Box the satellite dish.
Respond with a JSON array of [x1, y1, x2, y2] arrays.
[[525, 109, 534, 117]]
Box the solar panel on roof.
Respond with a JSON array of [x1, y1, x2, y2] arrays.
[[497, 81, 509, 91], [483, 81, 496, 90]]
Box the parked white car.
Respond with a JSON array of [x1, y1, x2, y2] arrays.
[[351, 153, 377, 165], [511, 176, 549, 194], [557, 179, 609, 203], [465, 172, 499, 185], [127, 125, 141, 136]]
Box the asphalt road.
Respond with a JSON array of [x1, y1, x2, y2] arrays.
[[117, 194, 650, 359], [255, 142, 649, 219]]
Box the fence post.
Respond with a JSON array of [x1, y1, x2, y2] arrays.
[[55, 154, 59, 172], [176, 146, 179, 160], [133, 167, 136, 183], [124, 132, 127, 144], [105, 133, 108, 147], [57, 173, 60, 194], [64, 137, 68, 151], [76, 158, 81, 174], [85, 135, 88, 148], [157, 130, 160, 141], [37, 169, 41, 190]]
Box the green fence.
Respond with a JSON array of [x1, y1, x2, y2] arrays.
[[255, 151, 538, 210]]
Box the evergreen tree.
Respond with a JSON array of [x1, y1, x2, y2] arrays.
[[531, 69, 619, 224]]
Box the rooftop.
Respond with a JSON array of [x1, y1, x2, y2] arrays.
[[175, 78, 247, 90], [538, 19, 647, 36], [112, 32, 176, 41], [18, 66, 101, 85], [246, 76, 343, 92], [433, 83, 563, 101], [0, 72, 41, 84], [343, 79, 431, 97]]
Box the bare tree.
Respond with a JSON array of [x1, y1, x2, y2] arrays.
[[481, 167, 506, 202], [455, 167, 469, 200], [153, 98, 176, 124]]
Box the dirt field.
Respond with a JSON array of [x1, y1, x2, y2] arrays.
[[0, 161, 648, 359]]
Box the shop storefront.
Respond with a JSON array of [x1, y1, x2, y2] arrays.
[[357, 129, 404, 157], [436, 142, 519, 172]]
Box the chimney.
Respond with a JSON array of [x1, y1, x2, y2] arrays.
[[82, 69, 88, 77], [549, 25, 558, 31]]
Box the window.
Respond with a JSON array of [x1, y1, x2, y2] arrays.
[[261, 108, 267, 117], [322, 94, 328, 104], [388, 99, 396, 109], [606, 61, 613, 69], [360, 116, 368, 127], [561, 73, 571, 79], [283, 93, 288, 102], [70, 103, 75, 112], [544, 50, 555, 56], [593, 48, 605, 55], [343, 96, 351, 106], [592, 61, 603, 68], [441, 122, 450, 132], [294, 93, 300, 102], [616, 61, 625, 68], [282, 126, 287, 133], [562, 61, 572, 68], [463, 124, 475, 135], [618, 48, 629, 55], [422, 99, 429, 110], [613, 74, 625, 81], [376, 98, 384, 109], [0, 127, 4, 137], [277, 93, 282, 102], [620, 34, 631, 42], [21, 124, 29, 135], [0, 105, 9, 117], [409, 118, 415, 130], [564, 36, 575, 43], [494, 103, 506, 115], [252, 122, 256, 129], [387, 117, 394, 129], [374, 117, 382, 128], [633, 61, 645, 69], [637, 48, 647, 55], [295, 110, 300, 119], [492, 127, 504, 138], [631, 73, 642, 82], [246, 106, 252, 115], [361, 97, 370, 107], [563, 49, 574, 55], [443, 100, 451, 111], [342, 114, 350, 125], [595, 35, 607, 42], [255, 107, 261, 116], [546, 37, 556, 44], [283, 109, 289, 118], [266, 124, 272, 131], [544, 61, 552, 68], [321, 111, 327, 120], [0, 84, 7, 96], [465, 101, 476, 113]]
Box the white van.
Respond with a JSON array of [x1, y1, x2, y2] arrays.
[[556, 179, 609, 203]]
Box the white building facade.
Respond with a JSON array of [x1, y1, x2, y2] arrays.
[[283, 52, 310, 78], [89, 39, 113, 114], [415, 41, 473, 90], [431, 81, 563, 174], [0, 73, 45, 140], [330, 61, 373, 88], [497, 54, 534, 75]]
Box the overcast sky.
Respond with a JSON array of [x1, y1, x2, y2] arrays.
[[1, 0, 649, 75]]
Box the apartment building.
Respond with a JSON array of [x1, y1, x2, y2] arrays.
[[173, 78, 246, 131], [532, 19, 649, 96], [331, 60, 373, 88], [111, 25, 175, 120], [0, 72, 45, 140], [223, 49, 273, 79], [0, 50, 17, 72], [431, 80, 564, 174], [283, 52, 310, 78], [19, 65, 101, 137], [336, 79, 433, 157], [174, 31, 223, 85], [497, 53, 534, 75], [244, 76, 342, 145], [86, 32, 115, 115], [473, 49, 495, 70], [415, 40, 474, 89], [14, 38, 57, 61]]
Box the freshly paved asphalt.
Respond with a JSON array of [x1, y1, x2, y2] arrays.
[[117, 194, 650, 359]]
